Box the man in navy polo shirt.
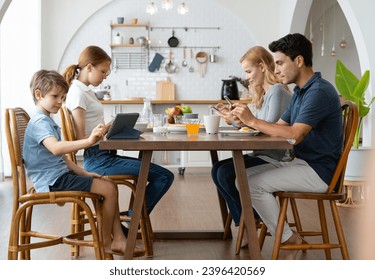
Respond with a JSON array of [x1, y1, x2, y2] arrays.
[[231, 33, 343, 259]]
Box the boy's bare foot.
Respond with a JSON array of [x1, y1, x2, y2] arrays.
[[278, 230, 302, 260]]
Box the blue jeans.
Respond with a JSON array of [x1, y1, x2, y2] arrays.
[[211, 154, 267, 226], [83, 145, 174, 213]]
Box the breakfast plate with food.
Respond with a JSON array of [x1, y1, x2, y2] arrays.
[[220, 127, 260, 137]]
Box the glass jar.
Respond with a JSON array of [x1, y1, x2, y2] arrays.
[[140, 97, 153, 127]]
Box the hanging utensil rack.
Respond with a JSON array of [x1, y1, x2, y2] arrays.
[[112, 52, 147, 70], [150, 26, 220, 31], [150, 46, 220, 50]]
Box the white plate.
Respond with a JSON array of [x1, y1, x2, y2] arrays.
[[220, 130, 260, 137], [167, 125, 187, 133]]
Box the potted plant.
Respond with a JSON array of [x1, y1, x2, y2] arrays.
[[335, 59, 374, 181]]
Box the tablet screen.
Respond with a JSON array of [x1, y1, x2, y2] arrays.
[[106, 113, 139, 139]]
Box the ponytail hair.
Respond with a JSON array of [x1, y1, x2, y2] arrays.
[[62, 64, 79, 86], [62, 46, 111, 85]]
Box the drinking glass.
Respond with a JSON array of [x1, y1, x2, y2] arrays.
[[185, 118, 200, 136], [153, 114, 168, 135]]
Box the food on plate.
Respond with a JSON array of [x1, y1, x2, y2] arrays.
[[239, 127, 253, 132]]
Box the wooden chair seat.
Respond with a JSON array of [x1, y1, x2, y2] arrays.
[[5, 107, 106, 260], [59, 105, 153, 257]]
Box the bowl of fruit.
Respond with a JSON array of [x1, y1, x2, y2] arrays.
[[165, 105, 194, 124]]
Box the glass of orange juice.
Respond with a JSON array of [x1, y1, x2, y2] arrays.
[[185, 118, 200, 136]]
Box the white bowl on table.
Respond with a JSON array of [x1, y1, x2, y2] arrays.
[[134, 122, 148, 134]]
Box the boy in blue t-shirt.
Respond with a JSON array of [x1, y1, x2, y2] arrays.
[[23, 70, 134, 256]]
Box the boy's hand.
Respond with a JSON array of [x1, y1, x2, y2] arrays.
[[78, 170, 103, 178], [88, 124, 106, 145]]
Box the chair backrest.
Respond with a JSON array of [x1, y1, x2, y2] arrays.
[[4, 108, 31, 217], [327, 98, 358, 194], [59, 104, 77, 163]]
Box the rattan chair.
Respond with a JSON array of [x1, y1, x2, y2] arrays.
[[59, 104, 153, 257], [5, 107, 106, 260], [236, 99, 358, 260]]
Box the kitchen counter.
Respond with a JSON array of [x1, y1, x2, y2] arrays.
[[101, 99, 252, 104]]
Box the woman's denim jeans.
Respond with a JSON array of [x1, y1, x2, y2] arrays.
[[84, 145, 174, 213], [211, 154, 267, 226]]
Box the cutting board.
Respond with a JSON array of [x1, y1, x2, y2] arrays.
[[156, 78, 175, 100]]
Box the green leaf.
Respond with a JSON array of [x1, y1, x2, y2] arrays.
[[335, 60, 359, 101], [335, 59, 371, 148], [352, 70, 370, 100]]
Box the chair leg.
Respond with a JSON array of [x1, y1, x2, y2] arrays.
[[223, 214, 233, 240], [258, 223, 267, 250], [317, 200, 331, 260], [8, 209, 21, 260], [272, 197, 289, 260], [70, 203, 80, 258], [330, 201, 350, 259], [289, 198, 309, 252], [140, 203, 154, 256], [22, 208, 31, 259], [235, 215, 244, 255]]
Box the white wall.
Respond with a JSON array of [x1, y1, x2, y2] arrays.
[[41, 0, 111, 70], [338, 0, 375, 146], [0, 0, 41, 176]]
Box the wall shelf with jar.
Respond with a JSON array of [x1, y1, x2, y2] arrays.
[[110, 21, 150, 70]]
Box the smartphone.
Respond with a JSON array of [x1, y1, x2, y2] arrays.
[[210, 105, 222, 113], [224, 96, 235, 109]]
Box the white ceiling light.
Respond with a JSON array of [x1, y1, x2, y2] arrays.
[[146, 1, 188, 15], [146, 2, 158, 15], [177, 2, 189, 15], [162, 0, 173, 11]]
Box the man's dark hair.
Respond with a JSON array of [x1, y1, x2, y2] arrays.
[[269, 33, 313, 67]]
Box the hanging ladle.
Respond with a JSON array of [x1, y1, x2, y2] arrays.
[[189, 48, 194, 72], [181, 48, 188, 67]]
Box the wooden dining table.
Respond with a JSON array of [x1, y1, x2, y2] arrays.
[[99, 131, 292, 259]]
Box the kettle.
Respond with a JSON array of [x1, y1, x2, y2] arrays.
[[221, 78, 239, 100]]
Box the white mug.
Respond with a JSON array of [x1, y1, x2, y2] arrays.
[[203, 115, 220, 134]]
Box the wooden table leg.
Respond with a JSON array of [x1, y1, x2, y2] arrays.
[[124, 150, 152, 259], [232, 150, 261, 259], [210, 150, 232, 240]]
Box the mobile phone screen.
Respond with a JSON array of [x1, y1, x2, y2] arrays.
[[224, 96, 234, 108], [210, 105, 222, 113]]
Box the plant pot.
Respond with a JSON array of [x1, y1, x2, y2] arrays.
[[344, 146, 373, 181]]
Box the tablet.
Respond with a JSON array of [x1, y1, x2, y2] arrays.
[[106, 113, 140, 139]]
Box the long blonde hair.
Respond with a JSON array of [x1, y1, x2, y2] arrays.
[[240, 46, 286, 109], [62, 45, 111, 86]]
